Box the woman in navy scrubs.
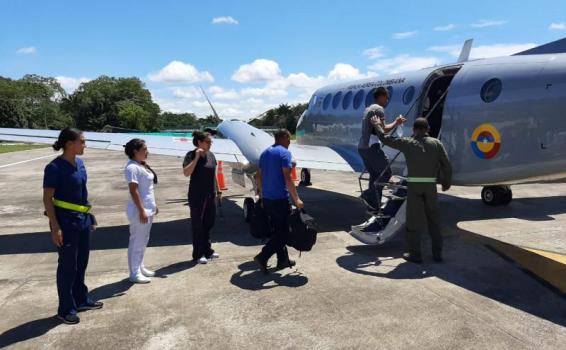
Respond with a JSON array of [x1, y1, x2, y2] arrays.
[[43, 128, 103, 324]]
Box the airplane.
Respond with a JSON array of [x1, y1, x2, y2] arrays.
[[1, 37, 566, 246]]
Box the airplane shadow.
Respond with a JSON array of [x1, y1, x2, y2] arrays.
[[0, 186, 367, 256]]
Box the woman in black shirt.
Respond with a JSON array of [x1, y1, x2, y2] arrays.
[[182, 131, 221, 264]]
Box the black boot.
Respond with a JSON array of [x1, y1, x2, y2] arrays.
[[276, 259, 296, 270], [254, 254, 269, 275], [402, 252, 423, 264]]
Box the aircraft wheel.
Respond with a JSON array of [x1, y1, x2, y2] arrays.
[[481, 186, 512, 206], [243, 197, 254, 222], [300, 168, 312, 186]]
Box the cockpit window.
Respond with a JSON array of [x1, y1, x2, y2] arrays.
[[365, 88, 376, 107], [342, 91, 353, 110], [323, 93, 332, 110], [332, 91, 343, 109], [481, 78, 502, 103], [309, 95, 317, 110], [403, 86, 415, 105], [353, 89, 364, 109]]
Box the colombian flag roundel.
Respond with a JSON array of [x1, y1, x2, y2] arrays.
[[470, 124, 501, 160]]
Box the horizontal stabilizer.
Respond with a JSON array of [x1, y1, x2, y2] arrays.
[[514, 37, 566, 55]]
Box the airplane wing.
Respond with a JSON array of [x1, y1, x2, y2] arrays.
[[289, 143, 359, 172], [0, 128, 247, 164]]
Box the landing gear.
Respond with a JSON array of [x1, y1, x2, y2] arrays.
[[243, 197, 254, 222], [481, 186, 512, 206], [300, 168, 312, 186]]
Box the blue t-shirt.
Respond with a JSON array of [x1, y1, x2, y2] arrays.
[[43, 156, 89, 208], [259, 145, 292, 200]]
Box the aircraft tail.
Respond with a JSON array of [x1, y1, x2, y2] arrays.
[[514, 37, 566, 55]]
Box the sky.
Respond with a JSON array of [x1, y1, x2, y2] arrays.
[[1, 0, 565, 120]]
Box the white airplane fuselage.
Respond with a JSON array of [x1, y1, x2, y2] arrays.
[[296, 53, 566, 186]]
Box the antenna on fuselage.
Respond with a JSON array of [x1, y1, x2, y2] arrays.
[[457, 39, 473, 63]]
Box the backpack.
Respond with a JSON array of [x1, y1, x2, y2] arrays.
[[249, 199, 272, 239], [287, 208, 318, 252]]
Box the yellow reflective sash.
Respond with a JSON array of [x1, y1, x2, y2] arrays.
[[407, 177, 437, 183], [53, 199, 91, 213]]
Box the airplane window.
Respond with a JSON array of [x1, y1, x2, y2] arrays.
[[309, 95, 317, 110], [481, 78, 502, 103], [353, 89, 364, 109], [365, 88, 376, 107], [403, 86, 415, 105], [323, 93, 332, 110], [332, 91, 343, 109], [342, 91, 353, 110]]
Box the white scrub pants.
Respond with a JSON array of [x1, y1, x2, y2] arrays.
[[128, 215, 153, 278]]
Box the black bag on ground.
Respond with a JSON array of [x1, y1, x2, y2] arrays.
[[249, 199, 272, 239], [287, 208, 317, 252]]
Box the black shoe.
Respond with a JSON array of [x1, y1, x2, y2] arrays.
[[402, 252, 423, 264], [57, 313, 80, 324], [432, 253, 443, 263], [254, 255, 269, 275], [77, 300, 103, 312], [275, 259, 296, 270]]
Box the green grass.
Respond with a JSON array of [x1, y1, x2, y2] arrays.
[[0, 144, 49, 154]]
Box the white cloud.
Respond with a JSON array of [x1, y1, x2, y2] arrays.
[[211, 16, 239, 25], [328, 63, 365, 81], [363, 46, 386, 59], [17, 46, 36, 54], [434, 24, 455, 31], [471, 20, 508, 28], [549, 22, 566, 30], [232, 59, 282, 83], [428, 43, 537, 59], [172, 86, 202, 99], [55, 76, 90, 93], [393, 31, 417, 39], [148, 61, 214, 83], [368, 55, 440, 75], [240, 87, 288, 98], [208, 86, 239, 100]]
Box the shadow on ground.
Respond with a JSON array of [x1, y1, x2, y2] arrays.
[[230, 261, 308, 291]]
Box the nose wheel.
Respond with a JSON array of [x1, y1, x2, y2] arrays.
[[300, 168, 312, 186], [481, 186, 512, 206], [243, 197, 255, 222]]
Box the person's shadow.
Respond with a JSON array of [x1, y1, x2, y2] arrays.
[[0, 316, 61, 348], [230, 261, 308, 291]]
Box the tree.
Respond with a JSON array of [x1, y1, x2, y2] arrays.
[[248, 103, 308, 133], [62, 76, 160, 131], [161, 112, 199, 130]]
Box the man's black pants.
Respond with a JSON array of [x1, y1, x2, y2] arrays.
[[258, 198, 290, 264]]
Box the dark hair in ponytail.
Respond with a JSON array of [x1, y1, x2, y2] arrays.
[[124, 138, 158, 184], [192, 131, 211, 147], [53, 127, 82, 151]]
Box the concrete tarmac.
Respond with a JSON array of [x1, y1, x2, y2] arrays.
[[0, 148, 565, 349]]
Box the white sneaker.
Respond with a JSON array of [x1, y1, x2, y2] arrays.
[[210, 252, 219, 259], [198, 256, 208, 264], [141, 266, 155, 277], [130, 274, 151, 284]]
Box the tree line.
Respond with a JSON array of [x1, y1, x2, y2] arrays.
[[0, 74, 307, 133]]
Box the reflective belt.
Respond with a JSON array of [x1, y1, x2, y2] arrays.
[[407, 177, 437, 183], [53, 199, 91, 213]]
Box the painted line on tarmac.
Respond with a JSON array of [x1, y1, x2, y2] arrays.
[[0, 154, 54, 169]]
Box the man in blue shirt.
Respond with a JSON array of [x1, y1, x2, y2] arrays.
[[254, 129, 304, 274]]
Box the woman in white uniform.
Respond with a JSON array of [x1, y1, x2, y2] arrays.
[[124, 139, 158, 283]]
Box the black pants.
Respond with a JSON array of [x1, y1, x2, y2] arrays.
[[189, 196, 216, 260], [258, 199, 290, 263], [57, 214, 91, 316], [358, 144, 392, 208]]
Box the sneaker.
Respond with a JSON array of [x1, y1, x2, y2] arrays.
[[130, 274, 151, 284], [57, 313, 80, 325], [254, 254, 269, 275], [198, 256, 208, 264], [77, 300, 104, 312], [209, 252, 219, 259], [141, 266, 155, 277]]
